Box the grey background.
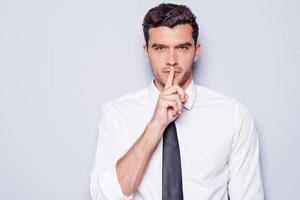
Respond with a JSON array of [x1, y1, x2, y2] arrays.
[[0, 0, 299, 199]]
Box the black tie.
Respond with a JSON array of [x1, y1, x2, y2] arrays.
[[162, 121, 184, 200]]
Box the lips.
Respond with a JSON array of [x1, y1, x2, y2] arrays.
[[163, 70, 181, 73], [163, 68, 181, 73]]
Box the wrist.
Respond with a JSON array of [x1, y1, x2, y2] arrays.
[[147, 120, 166, 134]]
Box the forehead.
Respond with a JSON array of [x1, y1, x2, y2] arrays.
[[148, 24, 194, 46]]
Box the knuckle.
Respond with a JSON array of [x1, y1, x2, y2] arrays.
[[176, 95, 182, 103], [173, 101, 177, 107], [175, 93, 181, 99]]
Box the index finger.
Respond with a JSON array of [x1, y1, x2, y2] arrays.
[[164, 66, 174, 89]]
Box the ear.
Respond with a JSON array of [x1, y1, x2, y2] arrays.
[[144, 44, 149, 62], [193, 42, 201, 62]]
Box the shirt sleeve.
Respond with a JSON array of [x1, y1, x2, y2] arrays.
[[90, 104, 135, 200], [227, 104, 264, 200]]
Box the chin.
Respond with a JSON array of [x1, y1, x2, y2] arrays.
[[174, 74, 184, 83]]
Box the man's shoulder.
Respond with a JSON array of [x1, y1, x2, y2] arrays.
[[194, 84, 249, 112], [195, 84, 236, 102]]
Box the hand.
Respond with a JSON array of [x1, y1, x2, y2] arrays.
[[150, 66, 189, 129]]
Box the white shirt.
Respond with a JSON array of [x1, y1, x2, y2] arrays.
[[90, 79, 264, 200]]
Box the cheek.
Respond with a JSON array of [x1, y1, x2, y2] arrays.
[[151, 52, 166, 62], [178, 53, 195, 68], [148, 53, 166, 69]]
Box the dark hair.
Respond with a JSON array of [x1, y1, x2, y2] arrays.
[[142, 3, 199, 47]]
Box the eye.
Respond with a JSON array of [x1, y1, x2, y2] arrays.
[[178, 46, 189, 51], [154, 47, 166, 52]]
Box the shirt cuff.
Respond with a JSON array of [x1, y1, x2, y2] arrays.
[[91, 161, 136, 199]]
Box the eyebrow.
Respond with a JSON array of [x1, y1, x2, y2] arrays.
[[151, 43, 168, 48], [175, 42, 193, 48], [151, 42, 193, 48]]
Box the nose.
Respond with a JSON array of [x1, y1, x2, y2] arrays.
[[166, 48, 178, 67]]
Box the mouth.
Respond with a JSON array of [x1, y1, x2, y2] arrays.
[[163, 71, 181, 73], [162, 68, 181, 73]]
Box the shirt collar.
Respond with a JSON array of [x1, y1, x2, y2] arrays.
[[149, 78, 197, 111]]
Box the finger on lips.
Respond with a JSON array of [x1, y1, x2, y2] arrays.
[[164, 66, 175, 89], [162, 65, 189, 116]]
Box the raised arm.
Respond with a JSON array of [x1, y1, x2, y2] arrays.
[[90, 66, 188, 199]]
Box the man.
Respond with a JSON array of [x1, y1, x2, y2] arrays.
[[90, 3, 264, 200]]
